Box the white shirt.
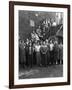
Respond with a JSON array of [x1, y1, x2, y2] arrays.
[[50, 43, 54, 51], [35, 45, 41, 52], [52, 22, 57, 26], [35, 34, 39, 41]]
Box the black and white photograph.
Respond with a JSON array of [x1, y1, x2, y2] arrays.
[[19, 10, 63, 79], [9, 1, 70, 88]]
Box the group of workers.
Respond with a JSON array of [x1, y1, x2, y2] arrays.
[[19, 38, 63, 68]]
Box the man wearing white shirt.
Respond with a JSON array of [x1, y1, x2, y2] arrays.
[[35, 42, 41, 66], [49, 40, 54, 64], [52, 20, 57, 26]]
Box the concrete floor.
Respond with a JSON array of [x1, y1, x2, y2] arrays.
[[19, 65, 63, 79]]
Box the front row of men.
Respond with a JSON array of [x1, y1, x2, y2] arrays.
[[19, 40, 63, 68]]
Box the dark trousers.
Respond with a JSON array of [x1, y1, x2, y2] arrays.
[[41, 53, 47, 66], [36, 52, 41, 66], [50, 51, 54, 64], [26, 52, 29, 66], [28, 54, 33, 67], [33, 52, 36, 65], [47, 52, 50, 65]]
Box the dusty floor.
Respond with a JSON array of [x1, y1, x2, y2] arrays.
[[19, 65, 63, 79]]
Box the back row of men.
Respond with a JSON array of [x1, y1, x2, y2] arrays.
[[19, 39, 63, 68]]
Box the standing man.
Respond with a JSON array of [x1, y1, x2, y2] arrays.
[[54, 41, 59, 64], [47, 43, 50, 65], [49, 40, 54, 65], [40, 41, 48, 66], [25, 39, 29, 67], [33, 43, 36, 66], [19, 40, 22, 67], [19, 40, 26, 68], [22, 41, 26, 68], [35, 42, 41, 66], [59, 42, 63, 64], [28, 42, 33, 67]]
